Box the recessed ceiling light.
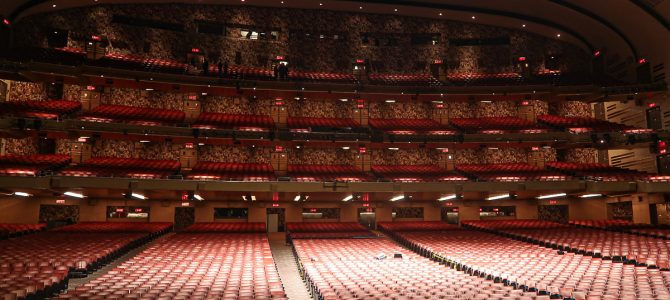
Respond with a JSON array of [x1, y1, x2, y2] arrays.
[[522, 24, 526, 28], [131, 193, 146, 200], [471, 16, 476, 19], [556, 33, 561, 37], [52, 4, 57, 8], [486, 194, 510, 201], [438, 194, 457, 201], [439, 13, 443, 16], [64, 191, 85, 198], [319, 2, 323, 5], [359, 6, 363, 9], [394, 8, 398, 12], [537, 193, 567, 200]]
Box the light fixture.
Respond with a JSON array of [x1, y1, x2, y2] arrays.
[[359, 6, 363, 9], [339, 98, 349, 102], [64, 191, 85, 198], [394, 8, 398, 12], [438, 194, 457, 201], [52, 4, 57, 7], [522, 24, 526, 28], [580, 194, 603, 198], [480, 100, 492, 103], [486, 193, 510, 201], [139, 140, 150, 143], [556, 33, 561, 37], [342, 195, 354, 202], [341, 146, 350, 150], [242, 194, 257, 201], [390, 195, 405, 202], [385, 99, 396, 103], [439, 12, 443, 16], [388, 147, 399, 151], [294, 194, 309, 202], [13, 192, 31, 197], [131, 193, 146, 200], [194, 194, 204, 201], [145, 88, 153, 91], [536, 193, 567, 200], [471, 16, 476, 19]]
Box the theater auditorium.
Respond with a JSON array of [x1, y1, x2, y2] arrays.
[[1, 0, 670, 299]]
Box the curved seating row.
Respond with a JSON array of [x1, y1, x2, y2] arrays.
[[371, 165, 469, 182], [0, 154, 71, 177], [59, 157, 181, 179], [181, 222, 266, 233], [288, 164, 372, 182], [0, 100, 81, 119]]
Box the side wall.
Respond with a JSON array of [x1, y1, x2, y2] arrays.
[[1, 195, 651, 224]]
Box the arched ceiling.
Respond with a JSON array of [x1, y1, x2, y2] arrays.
[[2, 0, 670, 66]]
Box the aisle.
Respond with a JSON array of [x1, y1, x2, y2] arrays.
[[268, 232, 313, 300]]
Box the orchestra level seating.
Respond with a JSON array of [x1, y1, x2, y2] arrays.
[[58, 224, 286, 300], [0, 222, 171, 300], [384, 221, 670, 299]]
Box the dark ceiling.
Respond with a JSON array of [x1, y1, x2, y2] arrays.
[[2, 0, 670, 70]]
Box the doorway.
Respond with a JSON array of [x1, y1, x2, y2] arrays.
[[441, 207, 459, 224], [174, 207, 195, 231], [266, 208, 285, 232], [358, 207, 376, 229]]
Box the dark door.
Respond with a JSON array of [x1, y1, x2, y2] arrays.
[[174, 207, 195, 231]]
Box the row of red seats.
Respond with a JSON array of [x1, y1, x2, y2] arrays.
[[53, 222, 173, 233], [462, 220, 571, 230], [464, 220, 670, 269], [1, 222, 171, 300], [59, 157, 181, 179], [546, 162, 667, 182], [289, 71, 357, 83], [456, 164, 573, 182], [0, 223, 46, 239], [287, 222, 369, 233], [98, 53, 189, 74], [0, 154, 71, 177], [371, 165, 469, 182], [386, 224, 670, 299], [181, 222, 266, 233], [450, 117, 544, 132], [569, 220, 648, 230], [0, 100, 81, 119], [287, 117, 360, 129], [186, 162, 275, 181], [378, 221, 459, 232], [447, 72, 524, 86], [537, 115, 635, 132], [368, 73, 442, 86], [288, 164, 372, 182], [58, 232, 286, 300], [192, 112, 275, 130], [369, 118, 451, 132], [81, 104, 186, 125], [293, 238, 545, 300]]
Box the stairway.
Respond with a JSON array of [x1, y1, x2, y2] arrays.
[[268, 233, 313, 300]]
